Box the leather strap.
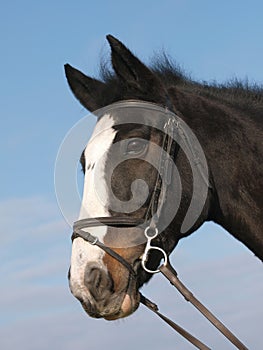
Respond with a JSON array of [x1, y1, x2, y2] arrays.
[[73, 217, 144, 229], [145, 117, 180, 226], [140, 294, 211, 350], [159, 263, 249, 350]]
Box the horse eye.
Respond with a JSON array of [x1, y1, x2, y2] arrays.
[[126, 139, 147, 154]]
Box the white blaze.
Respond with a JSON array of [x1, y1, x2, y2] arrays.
[[70, 114, 116, 295], [79, 114, 116, 222]]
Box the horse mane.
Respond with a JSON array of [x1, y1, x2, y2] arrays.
[[99, 53, 263, 121]]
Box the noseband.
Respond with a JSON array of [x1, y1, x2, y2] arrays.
[[71, 101, 248, 350], [72, 217, 143, 278]]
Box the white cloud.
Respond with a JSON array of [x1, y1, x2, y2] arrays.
[[0, 196, 262, 350]]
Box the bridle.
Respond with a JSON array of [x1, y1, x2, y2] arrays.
[[72, 102, 180, 272], [72, 101, 248, 350]]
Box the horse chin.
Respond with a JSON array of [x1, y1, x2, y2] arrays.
[[102, 267, 142, 320], [104, 292, 140, 320], [80, 285, 141, 320]]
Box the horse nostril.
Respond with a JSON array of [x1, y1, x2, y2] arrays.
[[84, 264, 114, 301]]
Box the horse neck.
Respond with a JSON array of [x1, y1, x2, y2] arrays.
[[170, 88, 263, 260]]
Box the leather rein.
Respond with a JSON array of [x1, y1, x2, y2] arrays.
[[72, 104, 249, 350]]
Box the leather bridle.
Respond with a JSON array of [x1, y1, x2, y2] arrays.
[[71, 101, 248, 350], [72, 107, 180, 271]]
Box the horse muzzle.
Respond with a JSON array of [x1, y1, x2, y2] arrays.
[[69, 262, 140, 320]]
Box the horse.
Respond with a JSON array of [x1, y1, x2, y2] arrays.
[[64, 35, 263, 323]]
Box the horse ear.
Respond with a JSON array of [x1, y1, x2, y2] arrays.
[[106, 35, 165, 97], [64, 64, 105, 111]]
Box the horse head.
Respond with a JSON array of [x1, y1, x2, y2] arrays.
[[65, 35, 210, 320]]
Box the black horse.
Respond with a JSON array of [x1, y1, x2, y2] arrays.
[[65, 35, 262, 321]]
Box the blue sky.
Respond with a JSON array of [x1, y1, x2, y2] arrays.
[[1, 1, 262, 349]]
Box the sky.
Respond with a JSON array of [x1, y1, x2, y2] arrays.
[[1, 1, 263, 349]]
